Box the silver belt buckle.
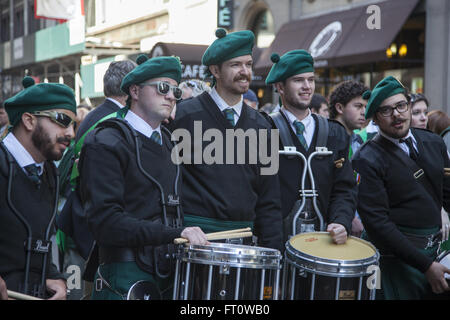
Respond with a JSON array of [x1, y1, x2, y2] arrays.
[[425, 234, 438, 250], [226, 237, 243, 245], [95, 278, 103, 292], [414, 169, 424, 179]]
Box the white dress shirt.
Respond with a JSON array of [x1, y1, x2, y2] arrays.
[[124, 109, 161, 139], [379, 129, 418, 157], [3, 133, 44, 175], [209, 87, 243, 124], [281, 107, 315, 148]]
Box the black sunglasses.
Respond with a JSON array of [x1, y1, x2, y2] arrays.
[[140, 81, 183, 100], [31, 111, 76, 129]]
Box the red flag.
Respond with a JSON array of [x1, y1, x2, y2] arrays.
[[35, 0, 84, 22]]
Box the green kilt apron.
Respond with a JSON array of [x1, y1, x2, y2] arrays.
[[363, 226, 441, 300], [91, 262, 173, 300]]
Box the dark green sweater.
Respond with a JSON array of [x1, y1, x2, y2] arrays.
[[168, 92, 283, 251]]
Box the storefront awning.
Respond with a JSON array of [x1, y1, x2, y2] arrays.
[[254, 0, 420, 78]]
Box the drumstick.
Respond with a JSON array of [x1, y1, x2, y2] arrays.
[[174, 231, 253, 245], [7, 290, 42, 300], [173, 228, 251, 244], [205, 227, 252, 237]]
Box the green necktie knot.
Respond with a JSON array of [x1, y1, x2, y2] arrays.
[[24, 164, 41, 188], [150, 131, 162, 145], [223, 108, 236, 127]]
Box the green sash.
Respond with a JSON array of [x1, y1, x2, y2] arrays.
[[69, 109, 127, 188], [377, 226, 440, 300]]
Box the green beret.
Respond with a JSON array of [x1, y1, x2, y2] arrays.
[[4, 77, 76, 127], [265, 50, 314, 85], [121, 55, 182, 95], [202, 28, 254, 66], [363, 76, 407, 119]]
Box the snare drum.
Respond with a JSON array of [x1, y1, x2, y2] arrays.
[[173, 243, 282, 300], [283, 232, 379, 300]]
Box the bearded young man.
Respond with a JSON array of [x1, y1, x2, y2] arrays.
[[352, 76, 450, 299], [265, 50, 357, 244], [168, 29, 283, 252], [0, 77, 76, 299]]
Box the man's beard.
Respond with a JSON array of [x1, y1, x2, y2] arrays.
[[229, 74, 251, 95], [284, 91, 310, 111], [32, 121, 69, 161]]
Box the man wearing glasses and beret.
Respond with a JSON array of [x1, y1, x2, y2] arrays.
[[0, 76, 76, 299], [352, 76, 450, 299], [78, 55, 207, 300]]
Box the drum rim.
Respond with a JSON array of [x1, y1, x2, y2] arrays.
[[176, 242, 282, 269], [285, 232, 380, 268]]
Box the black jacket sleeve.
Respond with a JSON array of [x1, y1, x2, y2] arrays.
[[327, 124, 357, 234]]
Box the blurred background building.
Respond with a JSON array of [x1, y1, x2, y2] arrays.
[[0, 0, 449, 113]]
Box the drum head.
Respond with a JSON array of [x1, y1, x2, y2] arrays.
[[289, 232, 376, 261]]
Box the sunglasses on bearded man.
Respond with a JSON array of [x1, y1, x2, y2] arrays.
[[31, 111, 76, 129]]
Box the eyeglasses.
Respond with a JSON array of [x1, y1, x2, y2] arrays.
[[377, 101, 409, 117], [139, 81, 183, 100], [31, 111, 76, 129]]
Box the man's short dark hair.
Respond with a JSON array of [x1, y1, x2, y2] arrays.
[[329, 80, 369, 119], [103, 60, 137, 97], [310, 94, 328, 113]]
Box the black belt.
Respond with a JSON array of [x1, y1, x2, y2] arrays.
[[402, 231, 442, 250], [98, 247, 136, 264]]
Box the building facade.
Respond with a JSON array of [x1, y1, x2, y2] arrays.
[[1, 0, 449, 113]]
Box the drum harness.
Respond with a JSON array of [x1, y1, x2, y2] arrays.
[[0, 142, 60, 299], [271, 112, 332, 237], [93, 117, 182, 299]]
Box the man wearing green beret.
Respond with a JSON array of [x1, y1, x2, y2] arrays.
[[352, 75, 450, 299], [78, 55, 207, 300], [0, 77, 77, 299], [168, 28, 284, 255], [265, 49, 357, 246]]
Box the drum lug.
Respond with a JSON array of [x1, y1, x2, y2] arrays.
[[298, 269, 307, 278], [220, 265, 230, 275]]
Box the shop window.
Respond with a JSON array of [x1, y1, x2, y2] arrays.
[[14, 9, 24, 38], [1, 14, 10, 42], [251, 9, 275, 48]]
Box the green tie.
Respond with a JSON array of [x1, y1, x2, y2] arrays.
[[223, 108, 236, 127], [150, 131, 162, 145], [293, 120, 308, 150]]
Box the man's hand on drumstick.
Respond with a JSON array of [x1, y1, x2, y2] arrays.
[[180, 227, 209, 245], [327, 223, 347, 244]]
